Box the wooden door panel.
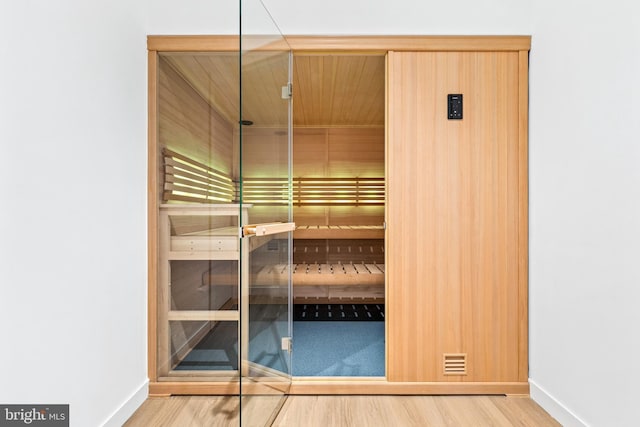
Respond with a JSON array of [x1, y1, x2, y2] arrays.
[[387, 51, 521, 382]]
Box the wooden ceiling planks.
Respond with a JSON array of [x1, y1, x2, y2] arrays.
[[161, 52, 385, 128], [161, 53, 240, 128], [293, 55, 385, 127]]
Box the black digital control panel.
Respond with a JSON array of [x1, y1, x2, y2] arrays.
[[448, 94, 463, 120]]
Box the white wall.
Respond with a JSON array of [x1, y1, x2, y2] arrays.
[[0, 1, 149, 426], [2, 0, 637, 426], [528, 1, 640, 426], [0, 1, 242, 425], [147, 0, 237, 35], [264, 0, 531, 35]]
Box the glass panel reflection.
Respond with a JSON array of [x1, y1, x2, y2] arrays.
[[248, 234, 290, 373], [170, 320, 239, 371], [240, 0, 292, 424], [170, 260, 238, 311]]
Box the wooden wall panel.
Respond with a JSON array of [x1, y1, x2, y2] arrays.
[[327, 128, 385, 177], [293, 128, 384, 177], [158, 57, 234, 175], [235, 127, 289, 179], [293, 127, 385, 226], [293, 128, 328, 176], [387, 51, 522, 382], [326, 206, 384, 226], [231, 127, 290, 224]]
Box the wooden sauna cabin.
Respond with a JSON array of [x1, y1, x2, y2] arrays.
[[148, 35, 531, 397]]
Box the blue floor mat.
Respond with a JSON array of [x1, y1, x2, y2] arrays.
[[292, 321, 385, 376], [175, 304, 289, 372], [175, 306, 385, 377]]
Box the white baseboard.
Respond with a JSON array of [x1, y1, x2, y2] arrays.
[[101, 379, 149, 427], [529, 379, 588, 427]]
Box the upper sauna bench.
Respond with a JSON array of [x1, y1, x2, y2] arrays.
[[294, 225, 384, 239]]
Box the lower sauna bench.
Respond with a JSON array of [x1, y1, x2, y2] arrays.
[[253, 262, 385, 286], [253, 237, 385, 300]]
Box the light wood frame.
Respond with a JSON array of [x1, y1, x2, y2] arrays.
[[148, 35, 530, 53], [148, 35, 530, 397]]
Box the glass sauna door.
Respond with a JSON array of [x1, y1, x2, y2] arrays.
[[239, 0, 293, 425]]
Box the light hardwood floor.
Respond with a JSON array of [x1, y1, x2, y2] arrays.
[[125, 395, 560, 426]]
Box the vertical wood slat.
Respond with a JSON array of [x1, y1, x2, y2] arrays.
[[387, 51, 522, 382], [148, 50, 158, 382], [157, 211, 170, 377], [384, 52, 390, 379], [518, 50, 530, 382]]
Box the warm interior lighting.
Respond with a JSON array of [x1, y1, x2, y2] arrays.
[[241, 177, 385, 206], [163, 149, 234, 204], [163, 150, 384, 206]]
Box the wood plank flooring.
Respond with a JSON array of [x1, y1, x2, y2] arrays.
[[125, 395, 561, 426]]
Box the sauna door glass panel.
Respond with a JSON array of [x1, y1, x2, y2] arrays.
[[240, 0, 293, 424], [157, 206, 242, 379], [170, 320, 238, 371], [156, 50, 241, 382]]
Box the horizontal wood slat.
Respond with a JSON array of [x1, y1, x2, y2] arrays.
[[242, 177, 385, 206], [165, 149, 232, 180], [164, 183, 231, 199], [166, 176, 234, 197], [168, 310, 239, 322], [163, 150, 384, 206], [163, 149, 235, 204]]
